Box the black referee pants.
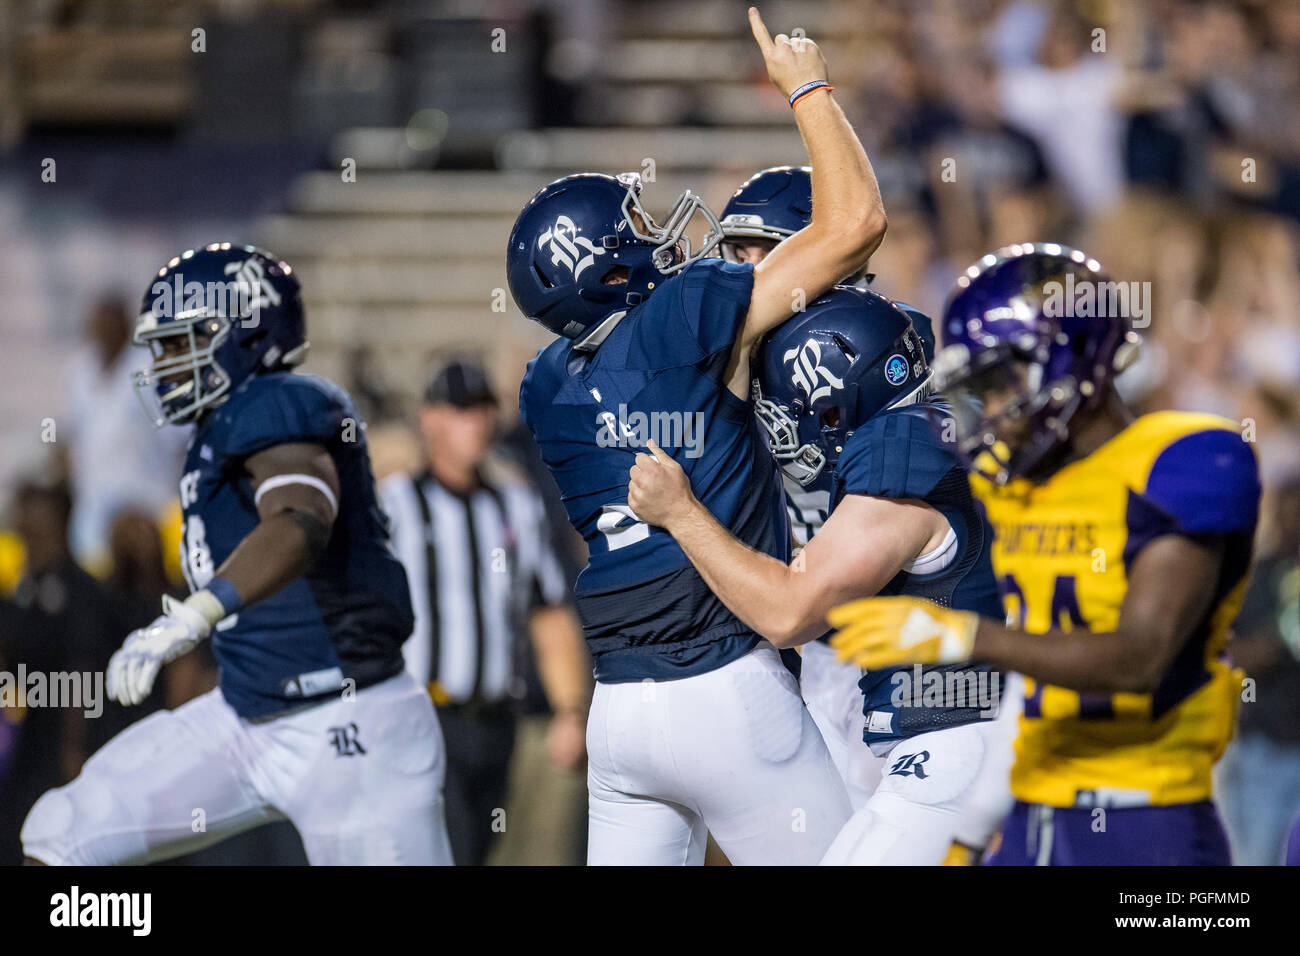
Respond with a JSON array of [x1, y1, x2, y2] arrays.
[[437, 701, 517, 866]]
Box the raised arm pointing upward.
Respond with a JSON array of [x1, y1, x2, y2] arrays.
[[724, 8, 887, 398]]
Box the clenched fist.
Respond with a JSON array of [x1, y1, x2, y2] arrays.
[[627, 439, 697, 530], [748, 6, 829, 99]]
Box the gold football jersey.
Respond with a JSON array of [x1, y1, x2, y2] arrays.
[[972, 412, 1260, 806]]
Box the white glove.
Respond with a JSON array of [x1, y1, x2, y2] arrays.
[[106, 591, 223, 705]]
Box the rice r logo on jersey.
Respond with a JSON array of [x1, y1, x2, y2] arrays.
[[784, 339, 844, 404], [888, 750, 930, 779], [50, 886, 151, 936], [537, 215, 606, 280]]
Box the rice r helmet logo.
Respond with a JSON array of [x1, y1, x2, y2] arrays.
[[537, 215, 606, 281], [783, 338, 845, 404], [223, 256, 282, 315]]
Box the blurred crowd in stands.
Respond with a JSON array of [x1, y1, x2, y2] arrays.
[[1, 0, 1298, 864]]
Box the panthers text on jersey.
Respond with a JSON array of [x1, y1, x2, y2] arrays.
[[520, 258, 789, 682], [830, 402, 1006, 753], [178, 371, 414, 718], [972, 411, 1261, 807]]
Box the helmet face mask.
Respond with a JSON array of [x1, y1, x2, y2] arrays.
[[753, 388, 827, 487], [936, 347, 1064, 485], [617, 172, 723, 275], [719, 215, 797, 245], [132, 311, 234, 426]]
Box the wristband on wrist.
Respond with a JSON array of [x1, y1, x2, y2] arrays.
[[203, 576, 244, 619], [789, 80, 833, 108]]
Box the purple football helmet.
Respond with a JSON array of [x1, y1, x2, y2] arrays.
[[932, 243, 1141, 484]]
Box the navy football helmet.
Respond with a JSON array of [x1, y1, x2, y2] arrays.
[[933, 243, 1142, 484], [720, 165, 874, 284], [755, 286, 931, 491], [506, 172, 724, 348], [133, 243, 307, 426], [720, 165, 812, 255]]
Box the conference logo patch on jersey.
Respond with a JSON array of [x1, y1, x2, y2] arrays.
[[537, 215, 606, 281], [884, 353, 909, 386], [783, 338, 844, 404]]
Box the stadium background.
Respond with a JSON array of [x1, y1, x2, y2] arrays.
[[0, 0, 1297, 865]]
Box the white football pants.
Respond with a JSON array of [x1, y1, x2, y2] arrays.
[[819, 682, 1021, 866], [22, 671, 453, 865], [803, 640, 1021, 859], [800, 638, 884, 809], [586, 642, 852, 865]]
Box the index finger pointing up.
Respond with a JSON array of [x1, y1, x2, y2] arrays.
[[748, 7, 774, 55]]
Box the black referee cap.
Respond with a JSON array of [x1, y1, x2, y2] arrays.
[[423, 359, 498, 408]]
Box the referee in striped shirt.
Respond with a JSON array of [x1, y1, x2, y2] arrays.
[[381, 360, 589, 866]]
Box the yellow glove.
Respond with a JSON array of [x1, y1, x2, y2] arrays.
[[829, 596, 979, 669]]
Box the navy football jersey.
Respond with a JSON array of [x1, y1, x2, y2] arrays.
[[520, 259, 789, 681], [178, 371, 413, 718], [829, 401, 1005, 752]]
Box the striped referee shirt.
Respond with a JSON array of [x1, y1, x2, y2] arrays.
[[380, 462, 568, 705]]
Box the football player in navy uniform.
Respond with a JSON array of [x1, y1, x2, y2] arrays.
[[716, 164, 949, 816], [628, 287, 1011, 865], [21, 244, 452, 866], [510, 9, 885, 864]]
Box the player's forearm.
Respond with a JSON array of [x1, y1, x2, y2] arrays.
[[530, 605, 591, 714], [972, 619, 1165, 694], [666, 501, 822, 647], [794, 92, 886, 267], [214, 511, 326, 609]]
